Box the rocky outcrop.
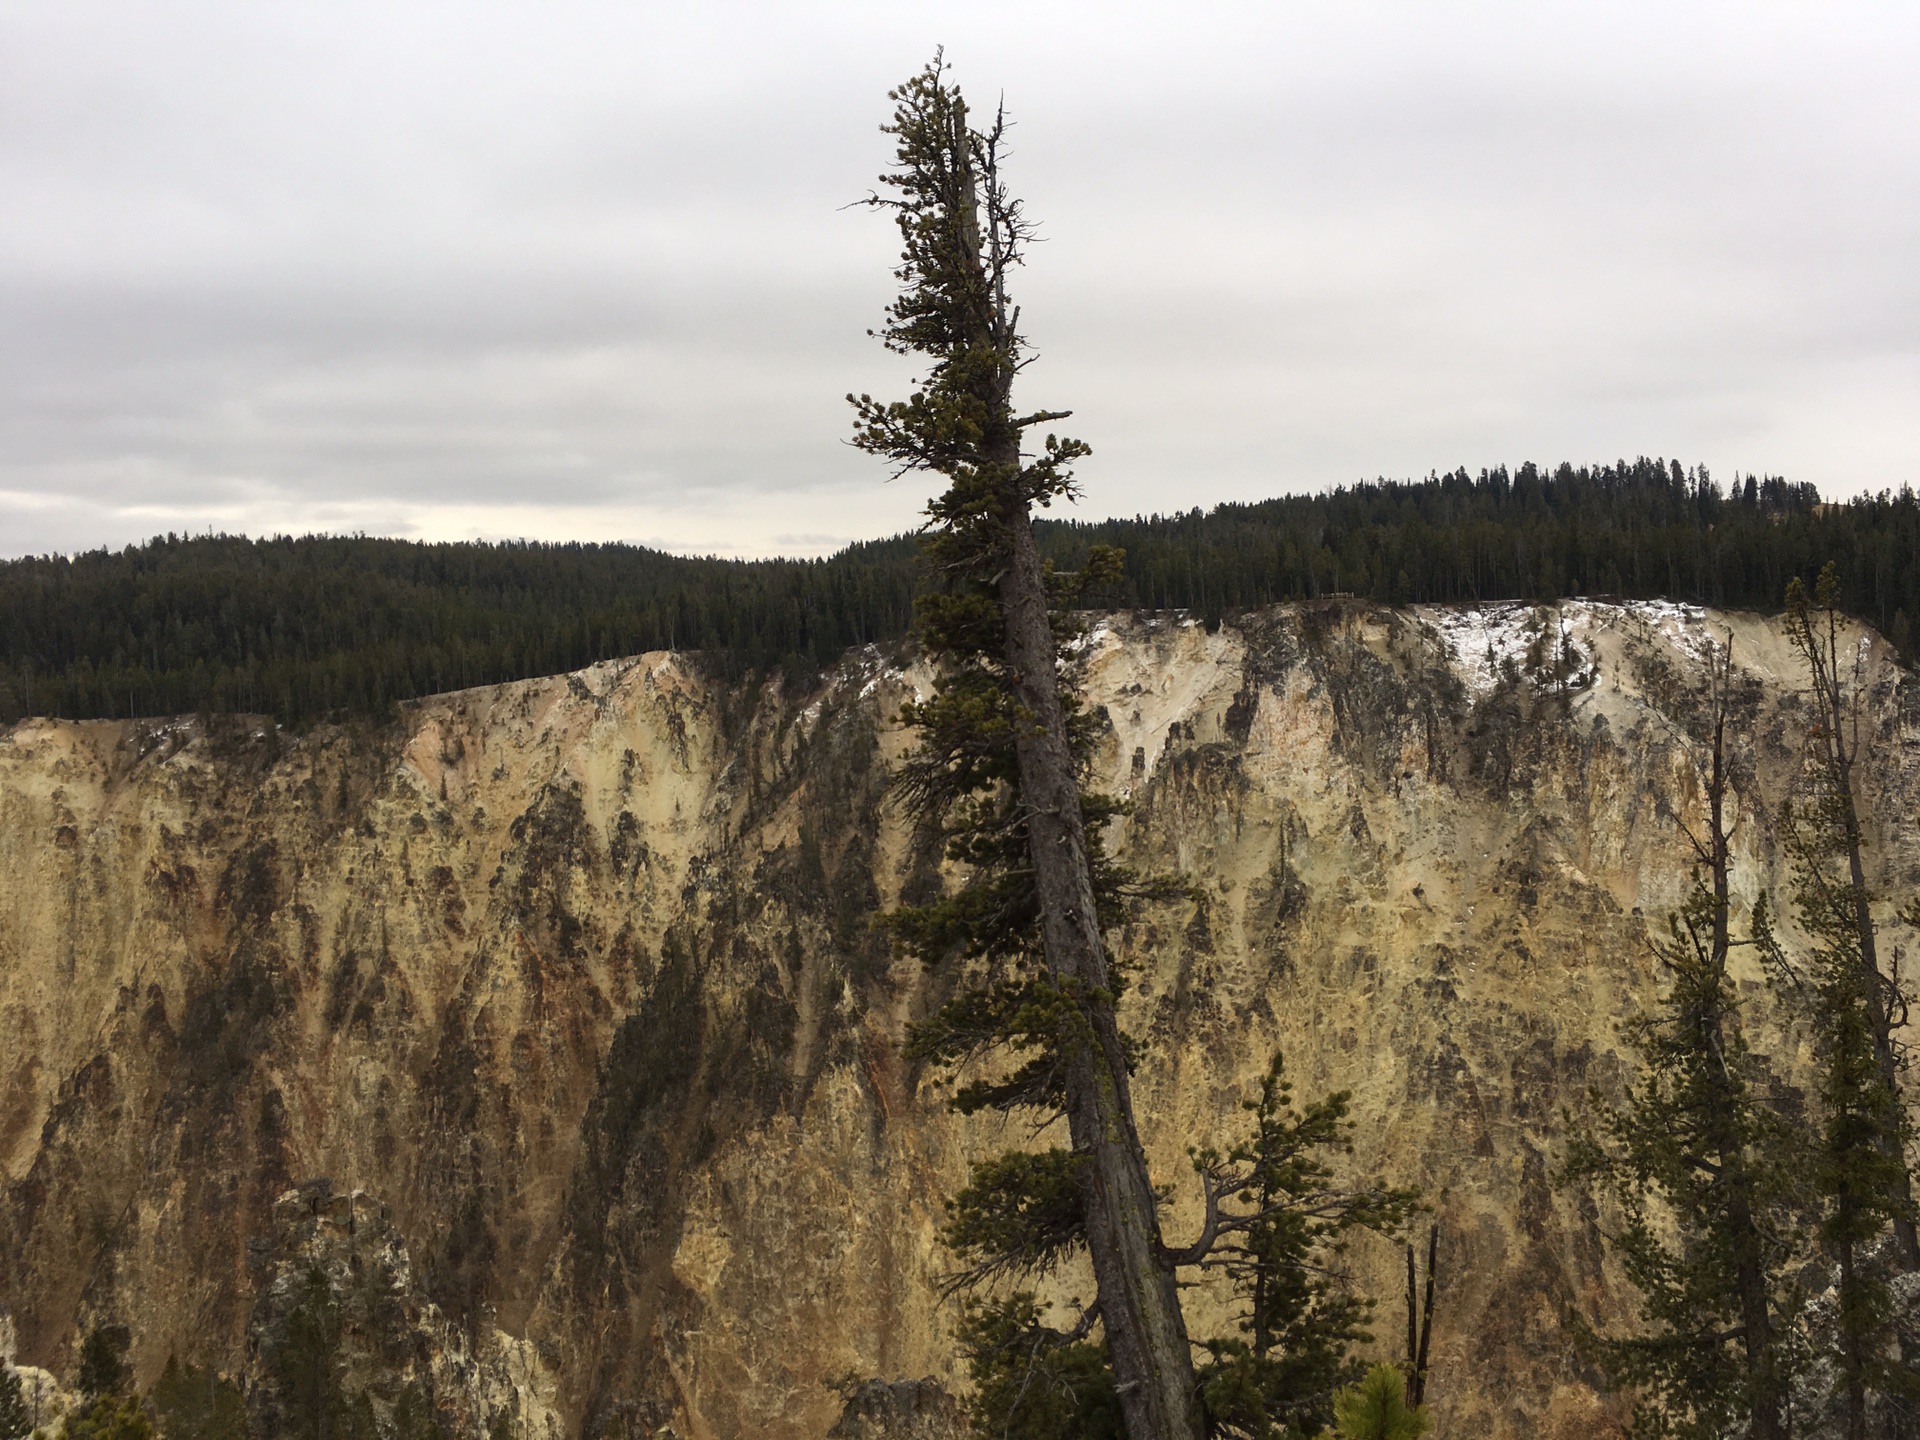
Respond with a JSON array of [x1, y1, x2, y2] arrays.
[[827, 1379, 967, 1440], [246, 1178, 561, 1438], [1, 1311, 74, 1433], [1, 602, 1916, 1439]]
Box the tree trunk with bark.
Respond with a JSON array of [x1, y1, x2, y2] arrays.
[[998, 502, 1204, 1440], [1700, 655, 1786, 1440]]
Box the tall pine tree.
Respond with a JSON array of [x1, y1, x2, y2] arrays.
[[1756, 570, 1919, 1440], [1780, 563, 1919, 1274], [851, 54, 1207, 1439], [856, 61, 1415, 1440], [1561, 638, 1805, 1440]]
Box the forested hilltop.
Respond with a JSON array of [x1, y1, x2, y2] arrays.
[[3, 457, 1915, 726]]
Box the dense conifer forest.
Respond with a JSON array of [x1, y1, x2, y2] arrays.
[[2, 458, 1915, 726]]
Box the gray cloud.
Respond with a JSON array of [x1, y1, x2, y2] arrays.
[[2, 0, 1916, 558]]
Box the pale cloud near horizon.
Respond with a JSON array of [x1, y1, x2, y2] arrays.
[[2, 2, 1916, 559]]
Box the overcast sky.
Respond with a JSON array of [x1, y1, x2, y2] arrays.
[[2, 2, 1915, 560]]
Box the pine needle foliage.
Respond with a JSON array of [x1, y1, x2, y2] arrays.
[[1191, 1056, 1419, 1440], [0, 1367, 30, 1440], [78, 1326, 132, 1398], [1329, 1364, 1431, 1440], [6, 468, 1917, 728], [1757, 798, 1916, 1437], [955, 1294, 1125, 1440], [1564, 874, 1807, 1440], [65, 1394, 156, 1440], [1560, 635, 1807, 1440], [855, 57, 1418, 1440], [254, 1265, 381, 1440], [1756, 562, 1920, 1439], [150, 1356, 248, 1440], [851, 53, 1204, 1440], [1758, 805, 1916, 1434]]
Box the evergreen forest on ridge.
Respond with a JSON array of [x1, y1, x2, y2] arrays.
[[2, 459, 1917, 728]]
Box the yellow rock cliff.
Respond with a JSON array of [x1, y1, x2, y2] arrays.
[[2, 601, 1917, 1438]]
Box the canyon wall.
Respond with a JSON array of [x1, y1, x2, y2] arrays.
[[3, 601, 1918, 1438]]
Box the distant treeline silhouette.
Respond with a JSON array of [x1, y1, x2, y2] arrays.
[[4, 458, 1915, 726]]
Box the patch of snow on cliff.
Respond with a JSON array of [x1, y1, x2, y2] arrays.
[[1426, 599, 1739, 695], [860, 663, 917, 702], [1615, 598, 1717, 660], [1064, 617, 1115, 655], [1423, 603, 1546, 695], [843, 646, 910, 702]]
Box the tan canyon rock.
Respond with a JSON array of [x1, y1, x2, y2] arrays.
[[2, 602, 1917, 1438]]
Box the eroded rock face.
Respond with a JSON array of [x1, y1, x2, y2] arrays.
[[827, 1378, 967, 1440], [2, 604, 1917, 1439], [246, 1179, 562, 1439]]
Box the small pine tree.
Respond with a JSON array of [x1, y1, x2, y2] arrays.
[[1189, 1054, 1418, 1440], [77, 1325, 131, 1398], [936, 1056, 1414, 1440], [391, 1383, 447, 1440], [954, 1294, 1123, 1440], [65, 1392, 157, 1440], [1329, 1365, 1431, 1440], [253, 1264, 381, 1440], [149, 1354, 247, 1440]]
